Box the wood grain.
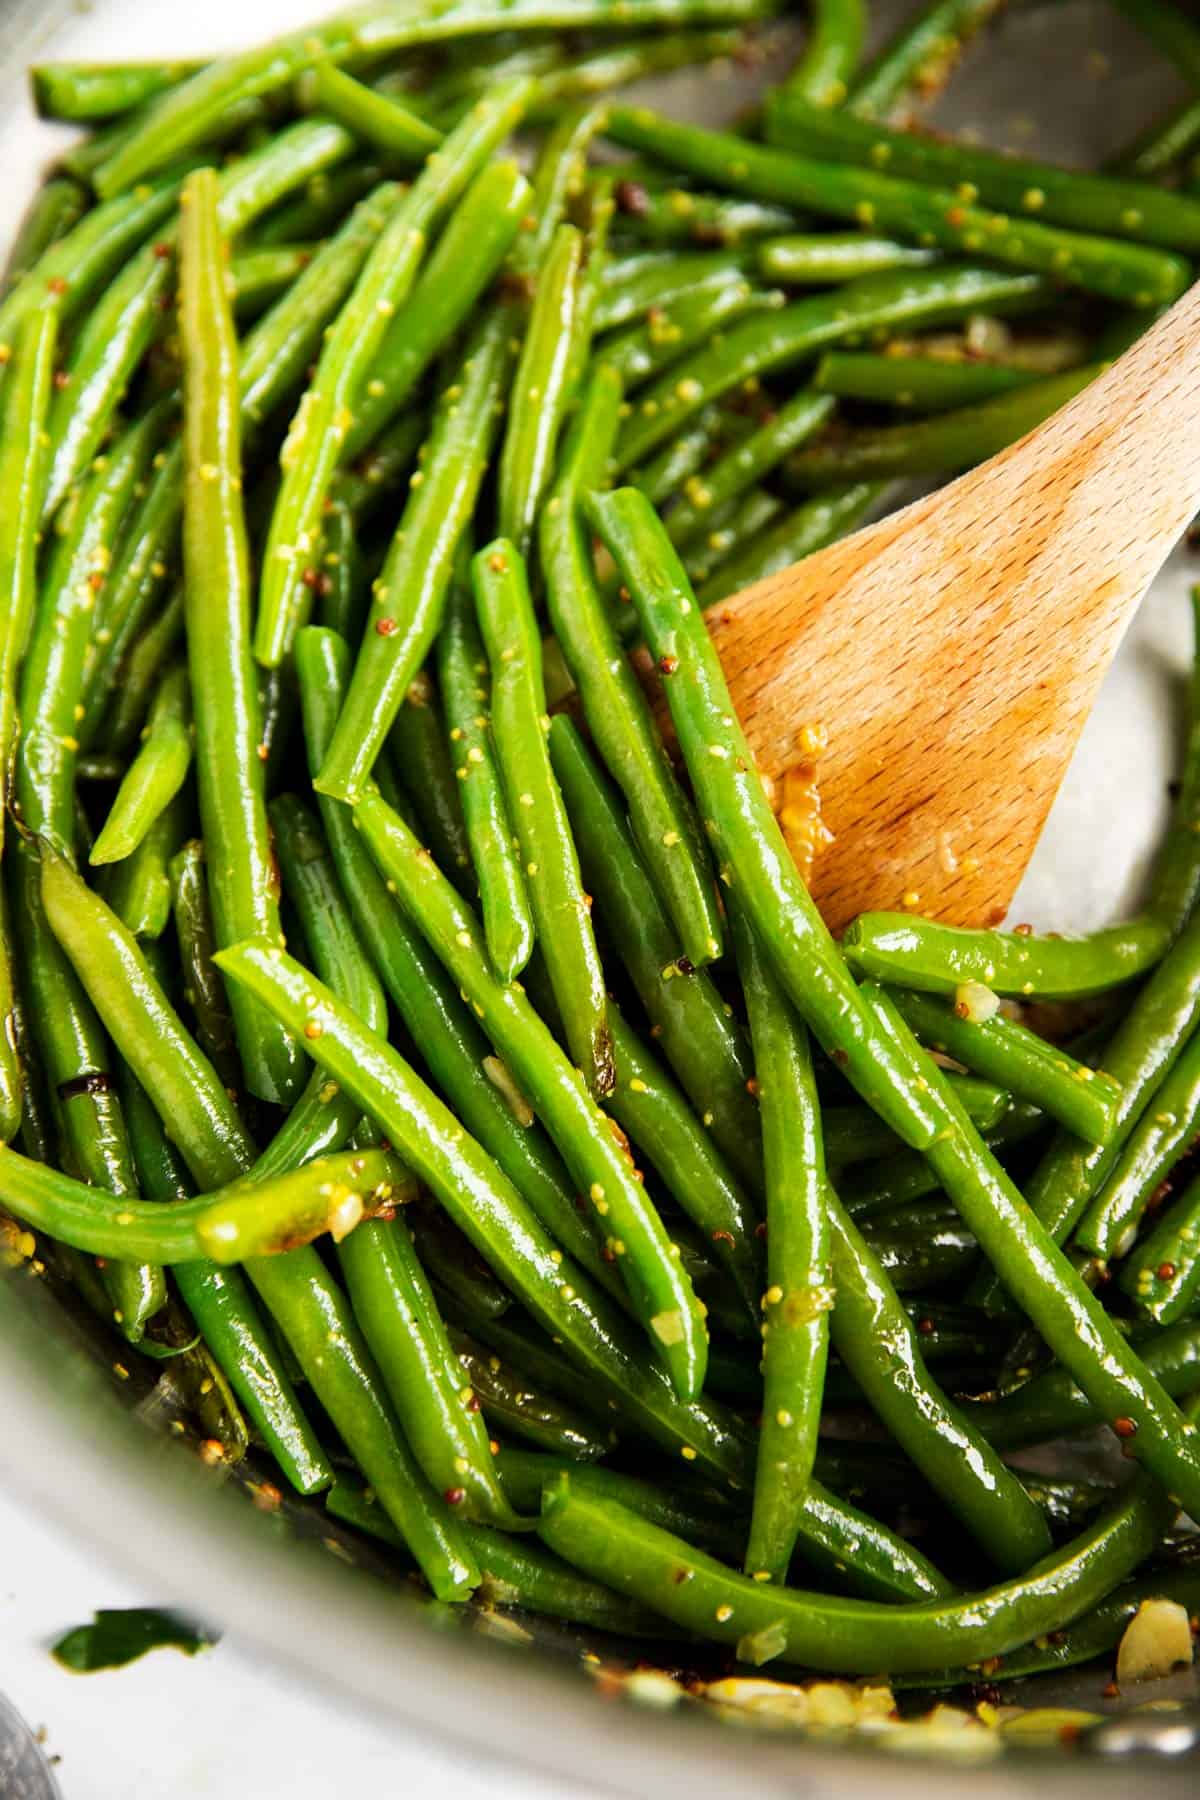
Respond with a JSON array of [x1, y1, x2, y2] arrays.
[[707, 278, 1200, 932]]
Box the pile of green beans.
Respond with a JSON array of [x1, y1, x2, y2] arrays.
[[5, 0, 1200, 1700]]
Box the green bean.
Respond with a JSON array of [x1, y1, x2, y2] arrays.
[[328, 1478, 670, 1634], [390, 669, 474, 890], [0, 300, 60, 825], [122, 1074, 332, 1492], [967, 1319, 1200, 1451], [841, 1099, 1045, 1218], [253, 160, 388, 246], [1109, 95, 1200, 180], [215, 939, 747, 1479], [1075, 1027, 1200, 1258], [295, 627, 611, 1288], [780, 0, 865, 105], [757, 233, 940, 285], [887, 988, 1119, 1144], [229, 245, 315, 321], [2, 180, 87, 292], [1120, 1173, 1200, 1324], [842, 912, 1171, 1000], [41, 848, 478, 1576], [847, 0, 1006, 121], [601, 281, 784, 392], [600, 1002, 761, 1323], [256, 82, 531, 669], [683, 487, 784, 588], [15, 404, 162, 864], [587, 487, 943, 1150], [812, 349, 1042, 412], [596, 249, 750, 333], [604, 106, 1188, 307], [498, 225, 585, 559], [32, 60, 202, 121], [615, 261, 1051, 468], [0, 1139, 409, 1266], [271, 792, 386, 1036], [548, 715, 759, 1185], [45, 123, 356, 521], [180, 168, 302, 1107], [833, 1193, 1050, 1569], [665, 389, 833, 550], [859, 1210, 977, 1292], [543, 369, 724, 970], [449, 1329, 614, 1460], [415, 1204, 514, 1322], [10, 840, 164, 1342], [315, 502, 367, 645], [438, 573, 534, 983], [902, 1553, 1200, 1690], [539, 1466, 1173, 1673], [90, 665, 192, 867], [101, 789, 187, 940], [496, 1448, 743, 1560], [303, 60, 443, 161], [507, 1424, 946, 1602], [0, 884, 22, 1146], [726, 907, 828, 1582], [342, 160, 530, 464], [629, 398, 760, 510], [696, 480, 884, 606], [168, 841, 238, 1088], [316, 309, 513, 804], [340, 1216, 525, 1526], [784, 365, 1100, 488], [103, 588, 185, 755], [473, 541, 612, 1095], [249, 1246, 483, 1601], [860, 984, 1200, 1521], [0, 179, 177, 352], [94, 0, 773, 196], [615, 177, 797, 246], [766, 91, 1200, 255]]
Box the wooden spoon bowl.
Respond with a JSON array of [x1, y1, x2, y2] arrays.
[[706, 281, 1200, 932]]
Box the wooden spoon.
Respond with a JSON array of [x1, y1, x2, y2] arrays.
[[707, 281, 1200, 933]]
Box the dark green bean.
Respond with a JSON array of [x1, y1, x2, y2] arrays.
[[342, 159, 530, 464], [888, 988, 1120, 1144], [179, 167, 302, 1107], [295, 627, 613, 1289], [860, 983, 1200, 1522], [766, 91, 1200, 253], [90, 664, 191, 867], [438, 571, 534, 984], [473, 541, 612, 1096], [615, 261, 1051, 468], [257, 82, 532, 669], [963, 1320, 1200, 1451], [812, 350, 1044, 412], [449, 1328, 615, 1460], [1120, 1173, 1200, 1324], [730, 905, 831, 1584], [696, 480, 884, 606], [10, 839, 164, 1342], [2, 180, 87, 292], [548, 714, 759, 1185], [538, 1468, 1173, 1673], [1076, 1025, 1200, 1258], [390, 669, 474, 893], [543, 368, 724, 969], [316, 310, 513, 803], [784, 366, 1099, 489], [215, 938, 747, 1480], [665, 388, 833, 550]]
